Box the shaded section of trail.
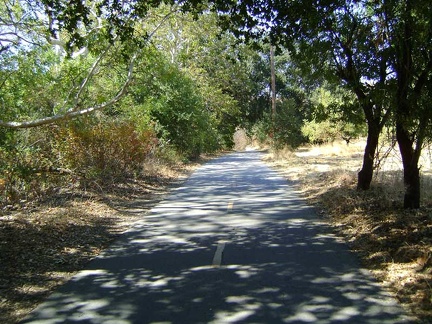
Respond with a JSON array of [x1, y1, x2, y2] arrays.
[[22, 151, 413, 323]]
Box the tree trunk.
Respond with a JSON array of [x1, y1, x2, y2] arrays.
[[357, 122, 380, 190], [396, 123, 421, 208], [403, 165, 420, 209], [270, 45, 276, 119]]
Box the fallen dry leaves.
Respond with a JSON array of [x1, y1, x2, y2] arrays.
[[0, 158, 203, 323], [266, 140, 432, 323], [1, 146, 431, 323]]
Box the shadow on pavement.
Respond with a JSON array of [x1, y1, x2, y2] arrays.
[[22, 151, 413, 323]]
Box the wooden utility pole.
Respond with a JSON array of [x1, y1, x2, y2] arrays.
[[270, 45, 276, 120]]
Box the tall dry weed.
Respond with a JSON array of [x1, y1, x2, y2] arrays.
[[55, 120, 158, 178], [272, 146, 295, 160]]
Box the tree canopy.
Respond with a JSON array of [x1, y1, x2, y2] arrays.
[[212, 0, 432, 208], [1, 0, 431, 208]]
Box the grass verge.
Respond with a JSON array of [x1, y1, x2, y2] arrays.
[[0, 156, 213, 323], [265, 140, 432, 323]]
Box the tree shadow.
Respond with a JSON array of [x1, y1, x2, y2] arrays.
[[0, 210, 120, 323], [22, 151, 414, 323], [303, 167, 432, 322]]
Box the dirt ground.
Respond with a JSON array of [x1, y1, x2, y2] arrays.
[[0, 158, 203, 324], [265, 140, 432, 323], [1, 145, 431, 323]]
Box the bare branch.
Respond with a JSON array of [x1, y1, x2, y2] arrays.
[[72, 42, 113, 108], [0, 5, 180, 129], [0, 52, 137, 129]]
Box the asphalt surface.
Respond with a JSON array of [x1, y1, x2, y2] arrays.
[[22, 150, 414, 323]]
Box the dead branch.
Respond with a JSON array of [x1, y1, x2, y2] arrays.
[[0, 51, 137, 129], [0, 4, 180, 129]]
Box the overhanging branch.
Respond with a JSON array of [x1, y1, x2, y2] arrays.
[[0, 52, 137, 129], [0, 5, 180, 129]]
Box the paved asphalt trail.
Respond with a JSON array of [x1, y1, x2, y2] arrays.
[[23, 151, 413, 324]]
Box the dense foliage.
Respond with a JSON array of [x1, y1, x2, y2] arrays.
[[1, 0, 430, 208], [0, 3, 278, 205], [211, 0, 432, 207], [0, 4, 235, 204]]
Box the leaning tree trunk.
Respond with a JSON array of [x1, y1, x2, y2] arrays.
[[357, 121, 380, 190], [396, 123, 421, 208]]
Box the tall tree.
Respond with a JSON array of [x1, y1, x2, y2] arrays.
[[270, 45, 276, 120], [213, 0, 393, 191], [384, 0, 432, 208], [146, 7, 255, 146], [210, 0, 432, 208], [0, 1, 178, 129]]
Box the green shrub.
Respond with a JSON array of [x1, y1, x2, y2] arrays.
[[132, 59, 220, 159], [250, 99, 307, 149], [301, 119, 365, 144], [301, 120, 338, 144]]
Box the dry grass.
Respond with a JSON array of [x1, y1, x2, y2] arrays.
[[2, 144, 431, 323], [0, 156, 208, 323], [266, 139, 432, 323]]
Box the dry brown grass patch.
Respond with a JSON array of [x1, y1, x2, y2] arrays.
[[0, 157, 204, 324], [266, 140, 432, 323]]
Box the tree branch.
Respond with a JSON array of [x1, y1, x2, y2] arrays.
[[0, 52, 137, 129], [72, 42, 114, 108], [0, 4, 181, 129]]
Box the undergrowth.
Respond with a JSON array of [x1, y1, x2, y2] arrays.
[[0, 119, 184, 210]]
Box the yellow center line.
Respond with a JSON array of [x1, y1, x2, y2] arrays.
[[212, 242, 226, 267], [212, 201, 234, 267]]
